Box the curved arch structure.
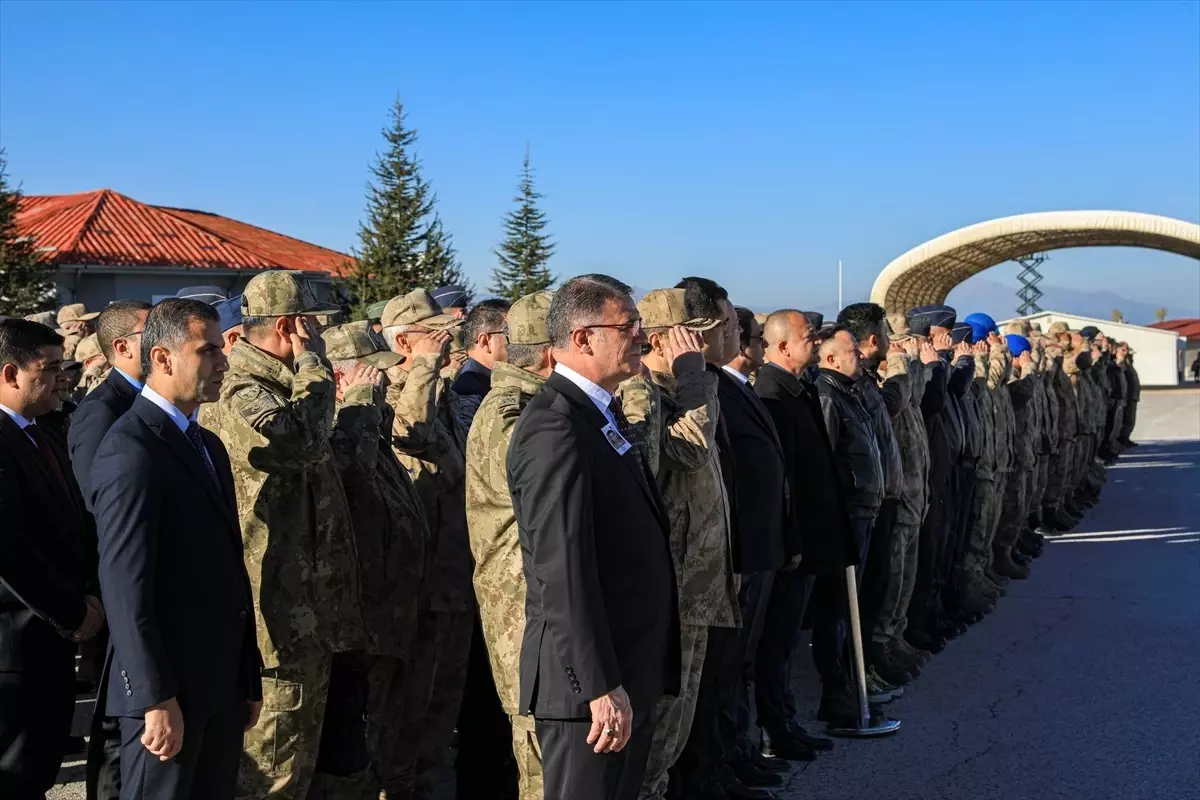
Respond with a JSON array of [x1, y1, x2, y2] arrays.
[[870, 211, 1200, 312]]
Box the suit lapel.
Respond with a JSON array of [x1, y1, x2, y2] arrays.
[[547, 372, 670, 530], [0, 414, 80, 513], [722, 370, 783, 456]]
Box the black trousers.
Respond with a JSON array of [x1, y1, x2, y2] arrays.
[[908, 470, 950, 633], [455, 612, 517, 800], [754, 567, 813, 741], [1119, 400, 1138, 442], [536, 705, 655, 800], [0, 659, 75, 798], [86, 634, 122, 800], [811, 518, 873, 695], [716, 571, 774, 770], [315, 651, 370, 776], [117, 708, 244, 799], [940, 466, 977, 611], [671, 624, 740, 797], [858, 498, 898, 643]]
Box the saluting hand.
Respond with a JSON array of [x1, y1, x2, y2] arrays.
[[348, 363, 384, 388], [143, 696, 184, 762], [289, 316, 325, 360], [668, 326, 705, 374], [972, 341, 989, 356], [954, 341, 971, 359], [919, 342, 939, 365], [932, 330, 953, 351], [412, 330, 452, 366]]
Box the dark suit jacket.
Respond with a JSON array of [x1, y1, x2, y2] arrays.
[[451, 363, 491, 400], [754, 364, 858, 574], [69, 369, 140, 512], [508, 371, 680, 717], [0, 414, 91, 674], [90, 396, 262, 718], [716, 369, 790, 571]]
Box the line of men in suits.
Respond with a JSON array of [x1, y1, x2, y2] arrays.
[[0, 273, 1139, 800]]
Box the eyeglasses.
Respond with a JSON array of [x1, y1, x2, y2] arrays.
[[577, 318, 643, 336], [115, 330, 143, 340]]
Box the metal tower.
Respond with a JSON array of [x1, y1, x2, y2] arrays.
[[1014, 252, 1048, 316]]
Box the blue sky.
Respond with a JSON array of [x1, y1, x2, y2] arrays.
[[2, 0, 1197, 315]]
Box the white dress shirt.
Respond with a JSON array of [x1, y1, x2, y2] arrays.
[[721, 364, 751, 386], [554, 363, 618, 429], [140, 385, 213, 469], [0, 402, 38, 447]]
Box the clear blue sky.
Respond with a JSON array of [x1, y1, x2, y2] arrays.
[[2, 0, 1197, 314]]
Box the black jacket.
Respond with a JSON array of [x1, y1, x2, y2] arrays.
[[754, 364, 857, 573], [91, 397, 262, 718], [508, 371, 679, 716], [0, 414, 92, 674], [717, 368, 791, 570], [816, 368, 884, 518], [68, 369, 140, 512]]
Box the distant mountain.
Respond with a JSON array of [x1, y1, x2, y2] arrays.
[[946, 278, 1195, 325]]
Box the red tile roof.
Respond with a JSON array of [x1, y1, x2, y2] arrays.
[[16, 189, 353, 276], [1149, 319, 1200, 341]]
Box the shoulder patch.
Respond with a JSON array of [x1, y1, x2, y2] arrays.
[[232, 384, 286, 428]]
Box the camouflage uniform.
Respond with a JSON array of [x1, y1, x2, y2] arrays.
[[986, 346, 1015, 575], [873, 345, 930, 647], [322, 322, 431, 798], [995, 354, 1036, 568], [463, 291, 554, 800], [957, 350, 998, 595], [379, 289, 473, 798], [1045, 345, 1079, 520], [56, 303, 98, 361], [1028, 353, 1052, 523], [202, 271, 368, 799]]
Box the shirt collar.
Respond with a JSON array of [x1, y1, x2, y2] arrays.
[[554, 362, 613, 416], [115, 367, 144, 393], [721, 364, 750, 385], [0, 403, 35, 430], [140, 384, 197, 435]]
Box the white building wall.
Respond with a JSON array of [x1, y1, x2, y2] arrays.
[[1001, 311, 1181, 387]]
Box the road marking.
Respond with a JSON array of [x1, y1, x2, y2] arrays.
[[1051, 531, 1199, 544], [1049, 527, 1187, 539]]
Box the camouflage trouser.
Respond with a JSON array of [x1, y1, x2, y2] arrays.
[[1045, 440, 1074, 514], [956, 477, 1001, 587], [238, 655, 333, 799], [995, 468, 1029, 554], [509, 713, 543, 800], [639, 623, 709, 800], [379, 609, 472, 798], [872, 521, 920, 645]]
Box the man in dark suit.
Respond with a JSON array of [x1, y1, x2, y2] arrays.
[[90, 299, 263, 799], [451, 298, 511, 427], [507, 274, 679, 800], [1, 319, 104, 797]]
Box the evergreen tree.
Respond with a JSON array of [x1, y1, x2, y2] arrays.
[[0, 151, 56, 317], [491, 149, 555, 301], [419, 214, 473, 302]]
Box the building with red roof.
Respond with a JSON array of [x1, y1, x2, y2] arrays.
[[16, 189, 354, 309]]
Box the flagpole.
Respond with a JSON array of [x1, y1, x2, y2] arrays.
[[838, 260, 843, 310]]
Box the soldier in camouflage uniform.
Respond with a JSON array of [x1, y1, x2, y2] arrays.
[[322, 321, 432, 798], [463, 291, 555, 800], [985, 336, 1016, 588], [955, 335, 1000, 604], [200, 270, 368, 799], [613, 289, 733, 800], [378, 289, 474, 799], [73, 333, 111, 400], [1042, 324, 1081, 529], [56, 302, 99, 360], [993, 333, 1037, 580]]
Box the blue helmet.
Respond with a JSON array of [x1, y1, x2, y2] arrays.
[[1005, 334, 1031, 358], [963, 312, 998, 344]]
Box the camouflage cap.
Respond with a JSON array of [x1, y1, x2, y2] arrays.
[[321, 321, 404, 369], [241, 270, 339, 317], [1047, 321, 1071, 336], [448, 326, 468, 354], [886, 313, 910, 336], [74, 333, 104, 364], [638, 288, 721, 331], [1004, 319, 1032, 336], [24, 311, 57, 328], [365, 300, 390, 322], [506, 290, 554, 345], [58, 303, 100, 324], [380, 289, 462, 330]]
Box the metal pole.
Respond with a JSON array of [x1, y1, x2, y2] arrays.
[[838, 260, 843, 310], [826, 563, 902, 737]]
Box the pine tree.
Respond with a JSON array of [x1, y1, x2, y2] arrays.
[[491, 149, 555, 301], [419, 214, 473, 302], [0, 151, 56, 318]]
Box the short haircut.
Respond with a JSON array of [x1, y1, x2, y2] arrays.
[[506, 342, 549, 370], [547, 274, 632, 349], [96, 299, 153, 361], [241, 315, 274, 339], [816, 323, 853, 351], [734, 306, 756, 349], [140, 298, 219, 376], [0, 318, 65, 370], [462, 299, 512, 351], [836, 302, 886, 345], [674, 277, 728, 321]]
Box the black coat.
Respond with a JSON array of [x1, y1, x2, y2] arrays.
[[0, 414, 92, 674], [717, 369, 791, 571], [508, 371, 680, 716], [90, 397, 262, 718], [755, 364, 858, 573], [68, 369, 140, 512]]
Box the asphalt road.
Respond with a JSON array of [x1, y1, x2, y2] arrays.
[[51, 390, 1200, 799]]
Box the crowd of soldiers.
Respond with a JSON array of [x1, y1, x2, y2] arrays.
[[1, 270, 1141, 800]]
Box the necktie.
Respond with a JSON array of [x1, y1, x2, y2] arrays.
[[186, 421, 220, 486], [606, 397, 634, 445], [25, 425, 74, 504]]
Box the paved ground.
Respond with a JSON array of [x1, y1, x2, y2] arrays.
[[52, 390, 1200, 799]]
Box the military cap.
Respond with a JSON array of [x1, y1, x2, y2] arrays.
[[951, 323, 974, 345], [1079, 325, 1100, 340], [380, 288, 463, 330], [506, 290, 555, 345], [365, 300, 390, 322], [322, 320, 405, 369], [1047, 321, 1071, 336], [905, 304, 956, 337], [241, 270, 339, 317], [74, 333, 104, 364], [886, 313, 910, 336], [57, 303, 100, 324], [214, 296, 243, 333], [431, 284, 469, 310], [1005, 333, 1031, 358], [802, 311, 824, 331], [638, 288, 722, 331], [175, 285, 228, 305], [1004, 319, 1031, 336], [24, 311, 57, 328], [448, 326, 468, 355]]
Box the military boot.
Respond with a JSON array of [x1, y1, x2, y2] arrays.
[[868, 640, 916, 684], [890, 636, 932, 668], [992, 547, 1030, 579]]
